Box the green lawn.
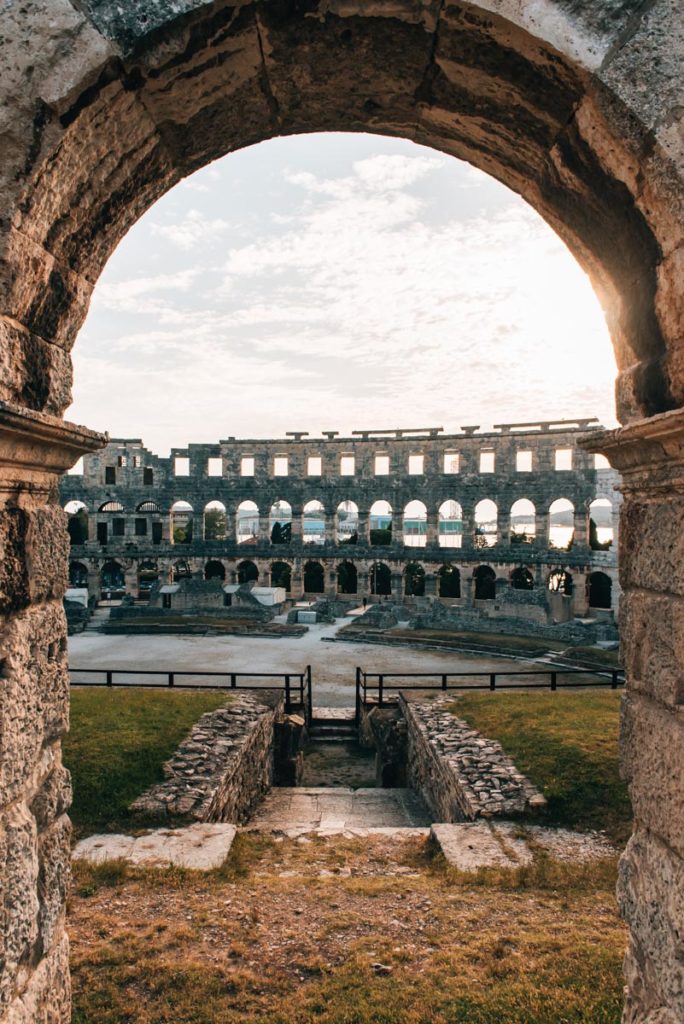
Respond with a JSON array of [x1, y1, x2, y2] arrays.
[[450, 691, 632, 845], [64, 689, 231, 836]]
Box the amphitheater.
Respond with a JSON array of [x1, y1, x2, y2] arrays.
[[0, 2, 682, 1022], [61, 419, 620, 623]]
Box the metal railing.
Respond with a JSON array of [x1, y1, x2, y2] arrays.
[[70, 665, 313, 719], [355, 665, 624, 721]]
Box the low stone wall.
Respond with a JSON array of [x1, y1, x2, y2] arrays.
[[402, 696, 545, 821], [358, 703, 408, 786], [131, 693, 282, 824]]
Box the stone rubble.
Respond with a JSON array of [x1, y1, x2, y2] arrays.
[[130, 694, 278, 823], [404, 696, 546, 821]]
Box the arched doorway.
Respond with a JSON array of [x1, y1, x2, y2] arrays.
[[404, 562, 425, 597], [204, 560, 226, 581], [370, 563, 391, 597], [237, 560, 258, 585], [69, 561, 88, 588], [100, 560, 125, 598], [588, 571, 612, 610], [548, 570, 574, 596], [303, 561, 325, 594], [2, 7, 681, 1020], [474, 565, 496, 601], [337, 560, 358, 595], [438, 565, 460, 598], [511, 567, 535, 590], [271, 561, 292, 591]]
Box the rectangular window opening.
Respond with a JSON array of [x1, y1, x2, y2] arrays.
[[112, 518, 125, 537], [241, 456, 255, 477], [408, 454, 424, 475], [307, 456, 322, 476], [207, 457, 222, 477], [273, 456, 289, 477], [174, 456, 190, 476], [340, 455, 355, 476], [516, 451, 532, 472], [443, 452, 459, 474], [117, 455, 127, 467], [480, 451, 495, 473], [374, 454, 390, 476], [143, 467, 153, 486], [135, 518, 147, 536], [105, 466, 116, 484], [555, 448, 573, 471]]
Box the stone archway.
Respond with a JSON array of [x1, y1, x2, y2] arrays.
[[0, 4, 682, 1022]]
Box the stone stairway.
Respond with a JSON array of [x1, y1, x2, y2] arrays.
[[308, 707, 357, 744], [83, 606, 111, 632]]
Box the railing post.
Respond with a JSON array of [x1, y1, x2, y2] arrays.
[[611, 670, 618, 690], [441, 674, 447, 691], [489, 673, 495, 691], [355, 667, 361, 726], [230, 673, 236, 689], [168, 672, 174, 688], [285, 674, 291, 711], [378, 674, 384, 707], [550, 671, 557, 691], [307, 665, 313, 723], [106, 670, 113, 688]]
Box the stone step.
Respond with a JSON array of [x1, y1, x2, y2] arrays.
[[430, 822, 616, 873]]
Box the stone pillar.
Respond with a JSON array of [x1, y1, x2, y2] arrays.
[[461, 506, 475, 554], [357, 569, 369, 597], [581, 412, 684, 1024], [573, 504, 589, 551], [536, 512, 549, 550], [357, 509, 369, 545], [290, 507, 303, 545], [391, 570, 403, 600], [324, 511, 336, 545], [425, 510, 439, 548], [0, 406, 104, 1023], [463, 576, 475, 607], [424, 572, 437, 597]]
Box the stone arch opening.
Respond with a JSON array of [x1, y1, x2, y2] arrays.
[[237, 560, 259, 585], [337, 560, 358, 595], [438, 564, 461, 599], [204, 559, 226, 581], [303, 560, 325, 594], [204, 500, 227, 542], [173, 559, 193, 581], [403, 500, 428, 548], [65, 499, 88, 545], [370, 501, 393, 546], [511, 566, 535, 590], [100, 560, 124, 597], [438, 500, 463, 549], [236, 501, 259, 546], [589, 498, 614, 550], [1, 4, 683, 1020], [336, 500, 359, 545], [548, 569, 574, 596], [474, 565, 496, 601], [510, 499, 536, 545], [68, 560, 88, 588], [171, 500, 193, 545], [370, 562, 392, 597], [588, 570, 612, 609], [549, 498, 575, 551], [303, 500, 325, 545], [474, 499, 498, 548], [271, 561, 292, 591], [404, 562, 425, 597], [269, 500, 292, 545]]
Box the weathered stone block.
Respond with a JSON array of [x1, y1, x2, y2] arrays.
[[621, 693, 684, 859], [620, 590, 684, 705], [619, 829, 684, 1024], [29, 757, 71, 832], [0, 804, 39, 1013], [619, 497, 684, 596], [4, 929, 70, 1024], [0, 603, 69, 805], [36, 815, 71, 959], [0, 320, 73, 415]]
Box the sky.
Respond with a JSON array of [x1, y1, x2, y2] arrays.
[[69, 132, 618, 456]]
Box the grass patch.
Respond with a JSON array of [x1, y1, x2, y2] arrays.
[[64, 688, 230, 836], [70, 834, 626, 1024], [450, 691, 631, 845]]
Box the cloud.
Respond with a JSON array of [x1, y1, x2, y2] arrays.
[[70, 139, 616, 453], [151, 209, 231, 250]]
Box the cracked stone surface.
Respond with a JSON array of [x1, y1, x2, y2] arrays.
[[431, 822, 616, 873]]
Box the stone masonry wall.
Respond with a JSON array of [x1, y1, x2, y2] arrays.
[[130, 694, 280, 824], [402, 696, 545, 822]]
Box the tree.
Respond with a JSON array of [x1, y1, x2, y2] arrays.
[[204, 508, 227, 541]]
